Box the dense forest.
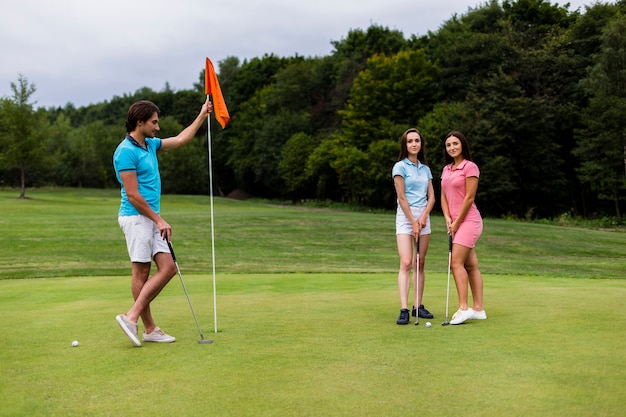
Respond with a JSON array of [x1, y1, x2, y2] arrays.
[[1, 0, 625, 219]]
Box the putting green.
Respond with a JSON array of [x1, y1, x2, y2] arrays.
[[1, 273, 624, 417]]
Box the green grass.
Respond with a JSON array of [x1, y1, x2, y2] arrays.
[[1, 188, 623, 280], [1, 188, 625, 416]]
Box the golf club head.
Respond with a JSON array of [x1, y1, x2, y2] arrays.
[[414, 318, 419, 326], [198, 339, 214, 344], [442, 321, 450, 326]]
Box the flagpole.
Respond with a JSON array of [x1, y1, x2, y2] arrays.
[[207, 93, 218, 334], [205, 57, 229, 336]]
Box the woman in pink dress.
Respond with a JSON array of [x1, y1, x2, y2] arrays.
[[440, 131, 487, 325]]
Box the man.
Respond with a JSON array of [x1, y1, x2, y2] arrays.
[[113, 99, 213, 347]]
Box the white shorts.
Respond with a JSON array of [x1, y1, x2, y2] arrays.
[[118, 215, 170, 263], [396, 206, 431, 236]]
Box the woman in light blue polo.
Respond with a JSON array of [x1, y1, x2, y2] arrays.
[[392, 128, 435, 325]]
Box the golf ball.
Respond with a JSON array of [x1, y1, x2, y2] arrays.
[[425, 322, 432, 328], [72, 340, 79, 347]]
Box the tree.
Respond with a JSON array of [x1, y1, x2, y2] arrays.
[[305, 135, 344, 201], [423, 1, 512, 101], [0, 75, 47, 198], [223, 54, 293, 114], [421, 0, 583, 217], [448, 69, 570, 218], [331, 49, 440, 207], [340, 49, 440, 148], [502, 0, 578, 48], [418, 101, 472, 171], [329, 25, 408, 127], [361, 139, 399, 208], [45, 112, 74, 185], [574, 15, 626, 217], [279, 132, 319, 201]]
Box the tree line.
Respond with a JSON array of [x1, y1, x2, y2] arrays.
[[1, 0, 625, 219]]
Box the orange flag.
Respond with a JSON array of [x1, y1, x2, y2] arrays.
[[205, 57, 230, 129]]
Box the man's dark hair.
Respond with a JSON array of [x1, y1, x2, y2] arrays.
[[125, 100, 160, 133]]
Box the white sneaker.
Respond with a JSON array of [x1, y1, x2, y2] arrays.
[[471, 309, 487, 320], [450, 308, 474, 325], [143, 327, 176, 343], [116, 314, 142, 347]]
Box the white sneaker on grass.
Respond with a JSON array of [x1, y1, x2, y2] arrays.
[[116, 314, 142, 347], [450, 308, 474, 325], [471, 309, 487, 320], [143, 327, 176, 343]]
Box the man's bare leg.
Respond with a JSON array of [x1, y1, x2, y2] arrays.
[[125, 253, 176, 331]]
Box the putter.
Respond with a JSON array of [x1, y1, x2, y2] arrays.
[[414, 234, 421, 326], [442, 233, 453, 326], [167, 240, 213, 344]]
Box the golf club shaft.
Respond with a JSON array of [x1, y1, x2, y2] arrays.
[[167, 240, 206, 340], [414, 234, 420, 325], [444, 233, 452, 324]]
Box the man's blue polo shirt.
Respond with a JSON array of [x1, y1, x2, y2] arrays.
[[392, 158, 432, 207], [113, 136, 162, 216]]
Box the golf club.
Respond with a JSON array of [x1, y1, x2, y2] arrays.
[[414, 234, 421, 326], [442, 233, 453, 326], [167, 240, 213, 344]]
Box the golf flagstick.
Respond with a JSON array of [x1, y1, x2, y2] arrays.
[[442, 233, 453, 326], [207, 93, 218, 334], [414, 234, 421, 326], [204, 56, 231, 335]]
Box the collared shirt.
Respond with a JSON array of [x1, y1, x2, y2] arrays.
[[113, 135, 163, 216], [392, 158, 433, 207], [441, 159, 481, 221]]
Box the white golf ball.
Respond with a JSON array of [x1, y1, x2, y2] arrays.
[[425, 322, 432, 328], [72, 340, 79, 347]]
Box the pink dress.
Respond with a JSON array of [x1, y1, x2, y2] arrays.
[[441, 160, 483, 248]]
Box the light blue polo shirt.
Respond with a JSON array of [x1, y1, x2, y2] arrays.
[[113, 136, 162, 216], [392, 158, 432, 207]]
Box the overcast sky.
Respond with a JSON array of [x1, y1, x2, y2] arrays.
[[0, 0, 591, 109]]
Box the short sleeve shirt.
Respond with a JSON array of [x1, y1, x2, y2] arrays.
[[441, 159, 481, 221], [113, 136, 162, 216], [392, 158, 433, 207]]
